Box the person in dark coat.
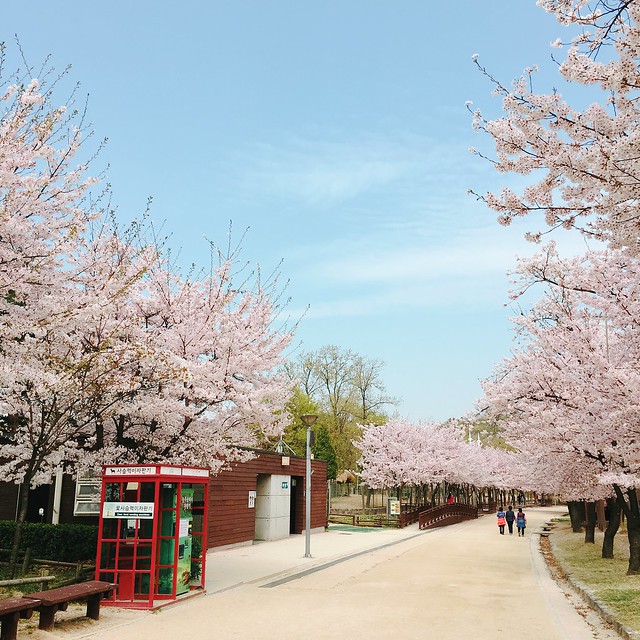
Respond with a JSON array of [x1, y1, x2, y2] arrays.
[[505, 505, 516, 535]]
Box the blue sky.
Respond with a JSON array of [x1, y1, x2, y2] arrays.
[[3, 2, 593, 422]]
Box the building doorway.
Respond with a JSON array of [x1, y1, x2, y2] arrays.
[[289, 478, 297, 533], [26, 485, 50, 523]]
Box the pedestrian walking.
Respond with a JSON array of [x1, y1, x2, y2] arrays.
[[516, 507, 527, 536], [446, 493, 454, 504], [505, 505, 516, 535], [517, 492, 524, 507], [497, 506, 506, 535]]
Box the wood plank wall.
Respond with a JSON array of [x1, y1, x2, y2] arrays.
[[208, 451, 327, 549], [0, 450, 328, 551], [0, 483, 19, 521]]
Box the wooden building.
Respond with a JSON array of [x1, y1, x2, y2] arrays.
[[209, 449, 327, 548], [0, 449, 328, 550]]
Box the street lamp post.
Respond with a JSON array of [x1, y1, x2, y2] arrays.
[[300, 414, 318, 558]]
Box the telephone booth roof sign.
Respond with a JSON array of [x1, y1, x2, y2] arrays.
[[103, 464, 210, 479]]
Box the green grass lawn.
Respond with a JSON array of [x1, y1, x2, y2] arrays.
[[549, 519, 640, 632]]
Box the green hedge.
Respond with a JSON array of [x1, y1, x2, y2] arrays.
[[0, 522, 98, 562]]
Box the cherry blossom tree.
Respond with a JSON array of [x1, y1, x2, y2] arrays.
[[0, 49, 113, 565], [357, 419, 421, 491], [0, 45, 294, 570], [453, 439, 522, 504], [470, 1, 640, 250], [469, 0, 640, 571], [82, 246, 294, 472], [358, 419, 452, 492], [480, 244, 640, 570], [357, 418, 524, 507], [0, 208, 159, 568]]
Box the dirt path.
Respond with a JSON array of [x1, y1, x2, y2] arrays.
[[39, 506, 623, 640]]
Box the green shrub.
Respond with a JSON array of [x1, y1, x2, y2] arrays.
[[0, 521, 98, 562]]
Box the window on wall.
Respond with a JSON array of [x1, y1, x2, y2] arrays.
[[74, 471, 101, 516]]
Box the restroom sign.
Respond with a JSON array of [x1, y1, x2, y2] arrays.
[[282, 481, 289, 490], [248, 491, 256, 508]]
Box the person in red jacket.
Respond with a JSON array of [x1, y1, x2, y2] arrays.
[[497, 506, 506, 535]]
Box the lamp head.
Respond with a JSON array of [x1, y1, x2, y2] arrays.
[[300, 414, 318, 428]]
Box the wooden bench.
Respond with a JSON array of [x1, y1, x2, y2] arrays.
[[0, 597, 40, 640], [24, 580, 115, 632]]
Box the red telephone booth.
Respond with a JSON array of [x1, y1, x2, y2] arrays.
[[95, 464, 209, 609]]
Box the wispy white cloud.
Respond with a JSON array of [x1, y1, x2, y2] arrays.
[[226, 132, 471, 207], [292, 278, 507, 320], [223, 129, 601, 324], [318, 237, 512, 283], [287, 221, 598, 320]]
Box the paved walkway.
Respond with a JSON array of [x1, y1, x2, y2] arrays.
[[40, 506, 622, 640]]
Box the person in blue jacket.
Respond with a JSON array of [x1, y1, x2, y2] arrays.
[[516, 507, 527, 536]]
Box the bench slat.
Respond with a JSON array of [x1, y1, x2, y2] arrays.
[[0, 599, 40, 640], [0, 598, 40, 616], [22, 580, 115, 632], [25, 580, 114, 605]]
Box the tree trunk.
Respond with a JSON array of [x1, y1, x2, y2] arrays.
[[596, 500, 606, 531], [613, 485, 640, 575], [567, 501, 585, 532], [602, 496, 621, 559], [625, 489, 640, 575], [584, 501, 596, 544], [10, 480, 31, 577], [628, 517, 640, 575]]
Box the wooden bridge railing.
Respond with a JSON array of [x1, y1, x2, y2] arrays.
[[418, 503, 478, 530], [328, 513, 402, 528], [399, 504, 427, 527], [477, 501, 497, 513], [329, 502, 481, 530]]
